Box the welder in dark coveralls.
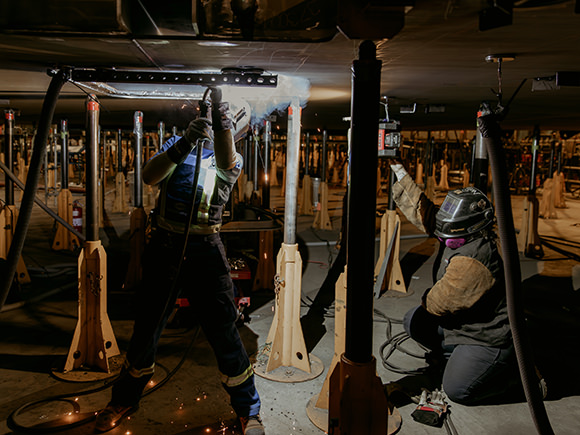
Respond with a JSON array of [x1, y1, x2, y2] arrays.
[[96, 88, 265, 435], [388, 158, 520, 405]]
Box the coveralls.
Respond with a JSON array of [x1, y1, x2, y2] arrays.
[[111, 135, 261, 418], [392, 174, 519, 405]]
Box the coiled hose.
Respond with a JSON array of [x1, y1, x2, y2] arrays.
[[481, 116, 554, 435]]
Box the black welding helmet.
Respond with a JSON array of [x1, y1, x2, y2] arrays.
[[434, 187, 494, 239]]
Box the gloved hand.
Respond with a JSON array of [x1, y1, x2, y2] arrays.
[[477, 114, 502, 138], [166, 118, 213, 164], [388, 158, 408, 182], [210, 87, 234, 131]]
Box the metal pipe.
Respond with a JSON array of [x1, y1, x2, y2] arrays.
[[86, 95, 100, 242], [345, 40, 381, 364], [60, 119, 69, 187], [530, 126, 540, 195], [4, 109, 15, 205], [158, 121, 165, 149], [0, 70, 67, 311], [388, 169, 396, 211], [284, 100, 301, 245], [548, 137, 555, 179], [473, 108, 489, 194], [262, 120, 271, 209], [321, 130, 328, 182], [134, 111, 144, 208], [304, 132, 310, 176], [117, 129, 123, 173], [253, 129, 259, 191]]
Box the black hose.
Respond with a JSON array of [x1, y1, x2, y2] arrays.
[[483, 120, 554, 434], [0, 70, 67, 311]]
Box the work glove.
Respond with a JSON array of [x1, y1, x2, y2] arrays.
[[166, 118, 213, 164], [388, 158, 408, 182], [411, 389, 448, 427], [210, 87, 234, 131]]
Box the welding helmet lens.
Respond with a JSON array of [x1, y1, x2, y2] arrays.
[[434, 187, 494, 239]]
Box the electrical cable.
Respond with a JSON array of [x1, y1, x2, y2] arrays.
[[7, 326, 201, 434]]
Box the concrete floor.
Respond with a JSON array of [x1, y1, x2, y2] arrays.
[[1, 181, 579, 435]]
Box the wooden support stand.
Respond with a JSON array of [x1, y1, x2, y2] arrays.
[[415, 160, 424, 186], [539, 177, 558, 219], [425, 172, 436, 201], [462, 163, 470, 188], [0, 204, 30, 284], [328, 354, 400, 435], [64, 240, 120, 374], [306, 269, 347, 431], [554, 171, 567, 208], [313, 181, 332, 230], [254, 243, 323, 382], [52, 188, 80, 251], [252, 230, 276, 291], [300, 174, 313, 215], [517, 194, 544, 258], [123, 207, 148, 290], [374, 210, 406, 295], [112, 172, 127, 213], [437, 161, 450, 190]]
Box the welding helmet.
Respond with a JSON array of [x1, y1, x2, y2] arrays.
[[434, 187, 494, 239]]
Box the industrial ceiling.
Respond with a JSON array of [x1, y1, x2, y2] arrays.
[[1, 0, 580, 133]]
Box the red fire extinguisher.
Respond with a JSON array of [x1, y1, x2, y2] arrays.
[[72, 201, 83, 234]]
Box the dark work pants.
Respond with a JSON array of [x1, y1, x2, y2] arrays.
[[403, 305, 520, 405], [111, 229, 261, 417]]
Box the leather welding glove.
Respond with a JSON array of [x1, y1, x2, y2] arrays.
[[210, 87, 234, 131], [209, 87, 238, 169], [166, 118, 213, 164]]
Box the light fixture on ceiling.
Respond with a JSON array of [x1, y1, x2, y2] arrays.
[[197, 41, 239, 47]]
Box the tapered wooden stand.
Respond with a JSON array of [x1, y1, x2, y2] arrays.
[[328, 354, 400, 435], [313, 181, 332, 230], [123, 207, 148, 290], [374, 210, 406, 295], [64, 240, 120, 374], [252, 230, 276, 291], [306, 269, 347, 430], [517, 194, 544, 258], [52, 189, 80, 251], [254, 243, 323, 382], [0, 204, 30, 284], [112, 172, 127, 213]]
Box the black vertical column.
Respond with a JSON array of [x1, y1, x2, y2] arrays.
[[60, 119, 69, 187], [304, 132, 310, 176], [4, 110, 15, 205], [117, 129, 123, 174], [262, 120, 271, 209], [345, 41, 381, 364], [321, 130, 328, 182], [529, 126, 540, 195], [548, 137, 555, 179], [133, 111, 143, 208], [86, 96, 100, 242]]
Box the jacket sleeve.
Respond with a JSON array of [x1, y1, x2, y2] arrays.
[[424, 256, 496, 316], [391, 174, 438, 234]]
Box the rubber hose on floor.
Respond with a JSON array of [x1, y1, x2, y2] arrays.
[[0, 70, 67, 311], [482, 119, 554, 435]]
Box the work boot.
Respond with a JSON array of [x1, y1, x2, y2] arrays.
[[239, 414, 265, 435], [95, 403, 137, 432]]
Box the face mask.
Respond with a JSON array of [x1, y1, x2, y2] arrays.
[[438, 237, 466, 249]]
